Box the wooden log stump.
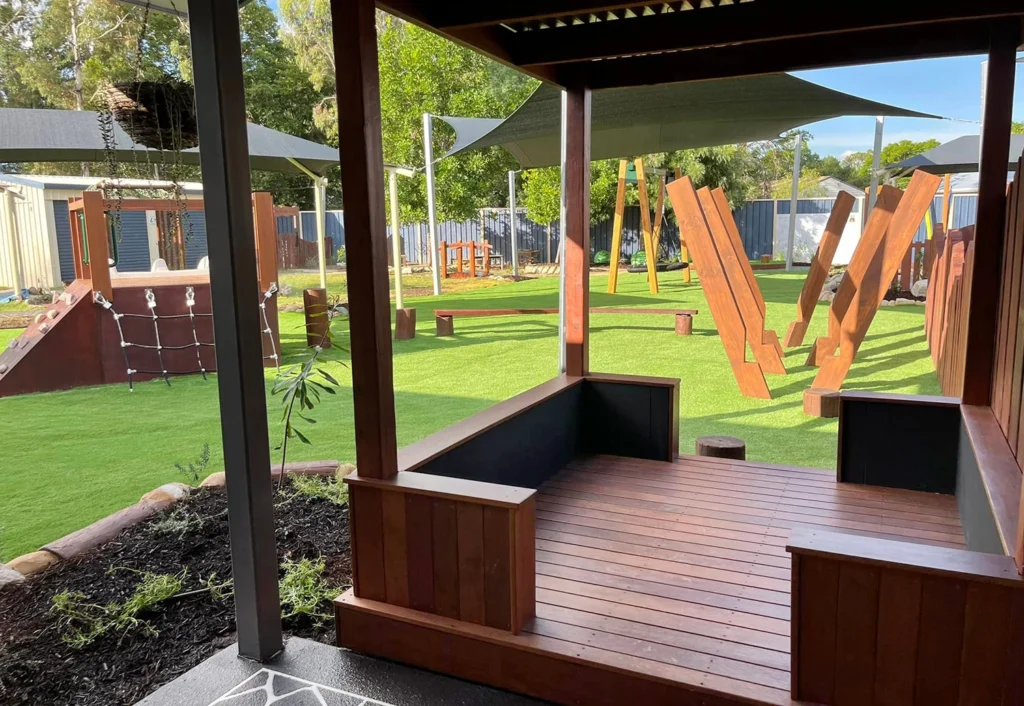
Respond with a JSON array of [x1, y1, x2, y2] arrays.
[[303, 287, 332, 348], [760, 254, 772, 263], [436, 314, 454, 337], [675, 313, 693, 336], [695, 435, 746, 460], [803, 387, 841, 418], [395, 308, 417, 340]]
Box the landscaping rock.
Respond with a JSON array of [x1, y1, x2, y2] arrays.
[[0, 562, 26, 586], [141, 482, 191, 506], [337, 463, 357, 478], [911, 279, 929, 298], [277, 282, 294, 296], [894, 298, 917, 306], [824, 272, 845, 292], [280, 303, 303, 313], [818, 289, 835, 302], [7, 550, 60, 576], [200, 471, 226, 488], [26, 294, 52, 306]]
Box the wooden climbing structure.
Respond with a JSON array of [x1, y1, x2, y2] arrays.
[[667, 175, 785, 399], [807, 170, 942, 391], [782, 191, 856, 348], [439, 240, 493, 278], [607, 160, 665, 294]]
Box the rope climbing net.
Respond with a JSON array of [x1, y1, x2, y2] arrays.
[[94, 283, 279, 391]]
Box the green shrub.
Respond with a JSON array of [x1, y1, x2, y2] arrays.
[[279, 557, 337, 626], [630, 251, 647, 268], [290, 473, 348, 506], [592, 250, 611, 265]]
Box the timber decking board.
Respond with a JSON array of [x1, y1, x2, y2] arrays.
[[340, 454, 964, 706], [523, 455, 963, 704]]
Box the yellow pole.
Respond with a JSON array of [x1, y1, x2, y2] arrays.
[[607, 160, 628, 294]]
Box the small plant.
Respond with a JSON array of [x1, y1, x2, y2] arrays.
[[304, 256, 319, 269], [290, 473, 348, 506], [630, 251, 647, 268], [279, 557, 337, 626], [174, 443, 211, 485], [592, 250, 611, 265], [271, 296, 345, 492], [149, 506, 204, 539], [336, 247, 346, 265], [51, 570, 185, 648]]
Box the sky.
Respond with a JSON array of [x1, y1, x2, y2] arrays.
[[794, 55, 1024, 157]]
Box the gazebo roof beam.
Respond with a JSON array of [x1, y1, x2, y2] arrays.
[[556, 18, 1002, 89], [511, 1, 1024, 67]]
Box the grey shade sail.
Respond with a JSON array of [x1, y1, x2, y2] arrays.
[[889, 134, 1024, 174], [0, 108, 340, 176], [438, 74, 938, 169]]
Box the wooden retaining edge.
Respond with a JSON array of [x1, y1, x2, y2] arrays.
[[5, 459, 343, 578]]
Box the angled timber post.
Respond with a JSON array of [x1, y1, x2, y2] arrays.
[[813, 171, 941, 390], [651, 172, 666, 256], [635, 159, 659, 294], [674, 167, 692, 283], [668, 176, 770, 399], [783, 192, 855, 348], [607, 159, 628, 293]]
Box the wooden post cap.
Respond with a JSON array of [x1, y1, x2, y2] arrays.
[[803, 387, 841, 418], [695, 435, 746, 460], [675, 313, 693, 336]]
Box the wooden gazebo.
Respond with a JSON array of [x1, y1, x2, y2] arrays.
[[173, 2, 1024, 705]]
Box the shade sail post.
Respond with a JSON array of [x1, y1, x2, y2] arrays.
[[188, 0, 282, 661], [423, 113, 442, 296], [388, 167, 404, 310], [868, 116, 885, 215], [562, 87, 592, 377], [315, 177, 328, 289], [785, 131, 802, 270], [509, 169, 519, 276]]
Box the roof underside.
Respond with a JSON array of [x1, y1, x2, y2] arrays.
[[439, 74, 937, 168], [379, 1, 1024, 89]]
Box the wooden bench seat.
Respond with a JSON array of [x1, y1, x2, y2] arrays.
[[434, 307, 698, 336]]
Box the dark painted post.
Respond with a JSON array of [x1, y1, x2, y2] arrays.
[[563, 86, 592, 377], [188, 0, 283, 660], [329, 0, 398, 479], [962, 22, 1020, 405]]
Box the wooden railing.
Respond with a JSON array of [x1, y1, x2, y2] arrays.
[[789, 530, 1024, 706]]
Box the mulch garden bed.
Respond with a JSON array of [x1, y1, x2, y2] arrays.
[[884, 287, 925, 302], [0, 480, 351, 706]]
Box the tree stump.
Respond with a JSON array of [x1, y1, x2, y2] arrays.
[[803, 387, 841, 418], [675, 313, 693, 336], [695, 435, 746, 460], [395, 308, 417, 340], [436, 315, 454, 337], [303, 288, 331, 348], [760, 254, 772, 263]]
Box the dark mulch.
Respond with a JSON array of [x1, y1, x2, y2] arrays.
[[0, 481, 350, 706], [884, 287, 926, 302]]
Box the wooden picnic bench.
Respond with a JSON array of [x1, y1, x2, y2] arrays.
[[433, 307, 698, 337]]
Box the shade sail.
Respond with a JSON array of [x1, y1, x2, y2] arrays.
[[0, 108, 340, 176], [889, 134, 1024, 174], [438, 74, 938, 169]]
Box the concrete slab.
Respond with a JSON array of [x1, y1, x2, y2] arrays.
[[136, 636, 547, 706]]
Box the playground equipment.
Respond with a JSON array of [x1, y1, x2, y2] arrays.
[[439, 240, 494, 278], [806, 170, 942, 391], [782, 192, 856, 347], [925, 227, 974, 396], [667, 176, 785, 399], [0, 191, 281, 397], [607, 160, 666, 294]]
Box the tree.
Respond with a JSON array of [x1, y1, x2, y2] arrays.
[[1012, 121, 1023, 134], [0, 0, 43, 108], [280, 5, 535, 220], [519, 160, 620, 226]]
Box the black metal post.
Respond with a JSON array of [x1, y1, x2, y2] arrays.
[[188, 0, 283, 660]]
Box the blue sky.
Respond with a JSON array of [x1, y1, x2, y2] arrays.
[[795, 55, 1024, 157]]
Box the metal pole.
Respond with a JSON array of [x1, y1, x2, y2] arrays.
[[868, 116, 885, 215], [315, 177, 328, 288], [422, 113, 442, 295], [388, 168, 404, 309], [2, 189, 24, 298], [508, 169, 519, 276], [785, 131, 802, 270], [188, 0, 282, 661], [558, 91, 568, 374]]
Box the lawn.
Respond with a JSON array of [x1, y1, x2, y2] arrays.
[[0, 269, 939, 561]]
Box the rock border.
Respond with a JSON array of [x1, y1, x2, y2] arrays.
[[3, 460, 344, 578]]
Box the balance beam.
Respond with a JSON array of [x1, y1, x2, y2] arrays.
[[434, 307, 698, 336]]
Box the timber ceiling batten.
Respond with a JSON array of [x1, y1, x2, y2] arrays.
[[500, 0, 745, 34]]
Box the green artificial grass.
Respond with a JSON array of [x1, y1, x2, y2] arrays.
[[0, 270, 939, 561]]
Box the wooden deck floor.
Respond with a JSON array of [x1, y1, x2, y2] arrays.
[[523, 453, 965, 705], [338, 453, 965, 706]]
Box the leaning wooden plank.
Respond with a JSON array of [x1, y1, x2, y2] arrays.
[[783, 192, 856, 348], [700, 188, 786, 375], [667, 176, 771, 399], [635, 159, 660, 294], [673, 168, 692, 283], [806, 186, 902, 367], [607, 160, 628, 294], [813, 171, 942, 390]]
